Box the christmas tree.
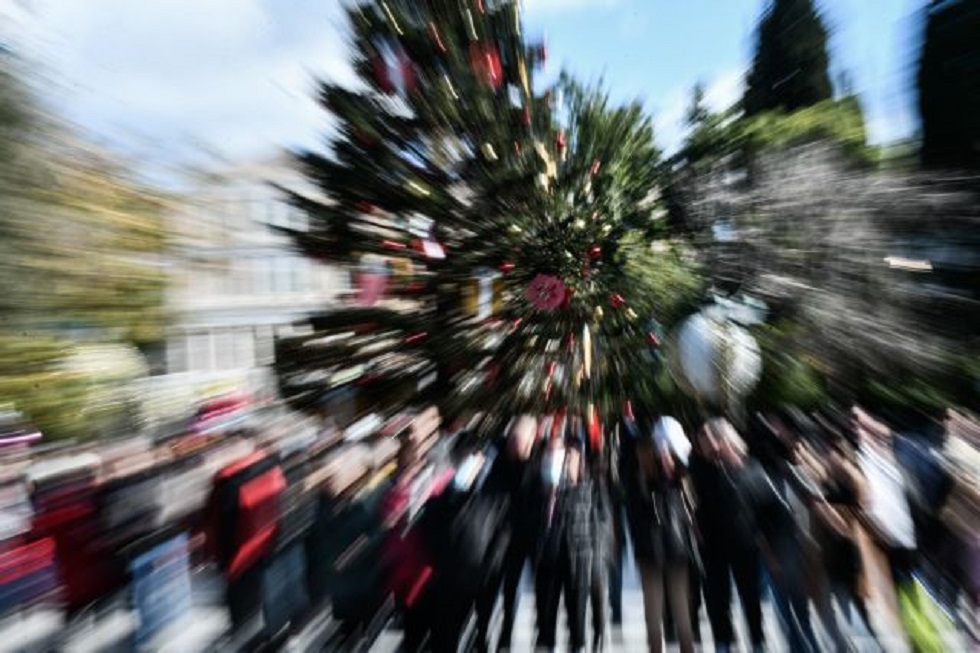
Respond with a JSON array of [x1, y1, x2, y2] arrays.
[[275, 0, 683, 435]]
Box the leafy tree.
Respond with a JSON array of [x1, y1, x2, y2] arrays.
[[743, 0, 834, 116], [678, 140, 979, 413], [917, 0, 980, 169], [276, 1, 693, 429], [0, 51, 169, 440]]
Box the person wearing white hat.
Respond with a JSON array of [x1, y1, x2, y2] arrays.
[[625, 416, 698, 653]]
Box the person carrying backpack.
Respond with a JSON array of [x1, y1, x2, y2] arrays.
[[418, 442, 509, 651], [473, 415, 541, 652]]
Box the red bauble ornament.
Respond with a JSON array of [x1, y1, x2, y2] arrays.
[[527, 274, 567, 311], [469, 43, 503, 89], [587, 244, 602, 259], [499, 261, 515, 273], [556, 130, 567, 152], [610, 293, 626, 309], [647, 332, 661, 347]]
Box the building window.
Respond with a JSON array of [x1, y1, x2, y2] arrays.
[[272, 257, 290, 293], [166, 335, 187, 374], [266, 201, 289, 229], [215, 330, 236, 370], [255, 326, 275, 365], [294, 257, 310, 292], [235, 328, 255, 368], [255, 258, 273, 294], [188, 331, 212, 372], [289, 207, 309, 232]]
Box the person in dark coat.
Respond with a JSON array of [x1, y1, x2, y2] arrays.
[[751, 411, 823, 653], [689, 418, 774, 653], [473, 415, 540, 652], [584, 417, 615, 652], [607, 416, 635, 629], [532, 435, 593, 653], [625, 416, 698, 653]]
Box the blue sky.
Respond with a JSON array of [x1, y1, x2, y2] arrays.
[[2, 0, 925, 172]]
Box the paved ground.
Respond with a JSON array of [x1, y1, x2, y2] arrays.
[[368, 554, 931, 652]]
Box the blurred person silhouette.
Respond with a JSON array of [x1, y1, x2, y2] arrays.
[[808, 412, 881, 648], [938, 409, 980, 639], [383, 427, 454, 652], [583, 415, 614, 652], [474, 415, 541, 652], [532, 432, 593, 653], [890, 407, 956, 608], [607, 407, 641, 631], [625, 415, 698, 653], [751, 410, 823, 653], [851, 406, 918, 587], [416, 433, 510, 651], [690, 417, 771, 653]]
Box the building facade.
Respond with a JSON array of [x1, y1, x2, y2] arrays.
[[162, 155, 348, 400]]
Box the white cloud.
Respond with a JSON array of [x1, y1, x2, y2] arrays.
[[654, 68, 745, 156], [866, 104, 915, 145], [703, 69, 744, 113], [5, 0, 353, 166]]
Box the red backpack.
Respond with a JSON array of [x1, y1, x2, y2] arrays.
[[206, 452, 286, 580]]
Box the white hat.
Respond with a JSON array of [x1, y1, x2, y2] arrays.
[[653, 416, 692, 465]]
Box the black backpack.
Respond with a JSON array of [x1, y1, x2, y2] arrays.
[[421, 478, 510, 600]]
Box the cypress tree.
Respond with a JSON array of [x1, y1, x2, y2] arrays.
[[918, 0, 980, 169], [743, 0, 833, 116]]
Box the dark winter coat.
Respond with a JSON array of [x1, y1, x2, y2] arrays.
[[625, 461, 698, 568], [481, 438, 541, 556], [534, 480, 594, 574], [690, 455, 779, 553]]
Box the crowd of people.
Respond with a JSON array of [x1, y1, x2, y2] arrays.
[[382, 405, 979, 652]]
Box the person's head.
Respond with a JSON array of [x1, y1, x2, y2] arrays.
[[397, 433, 422, 472], [698, 418, 747, 467], [850, 405, 891, 447], [564, 438, 584, 485], [506, 415, 538, 462], [826, 434, 856, 473], [763, 408, 808, 463]]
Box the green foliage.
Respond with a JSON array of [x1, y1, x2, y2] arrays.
[[0, 335, 145, 441], [0, 53, 169, 438], [749, 322, 827, 410], [279, 1, 697, 425], [739, 98, 870, 162], [743, 0, 833, 116]]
